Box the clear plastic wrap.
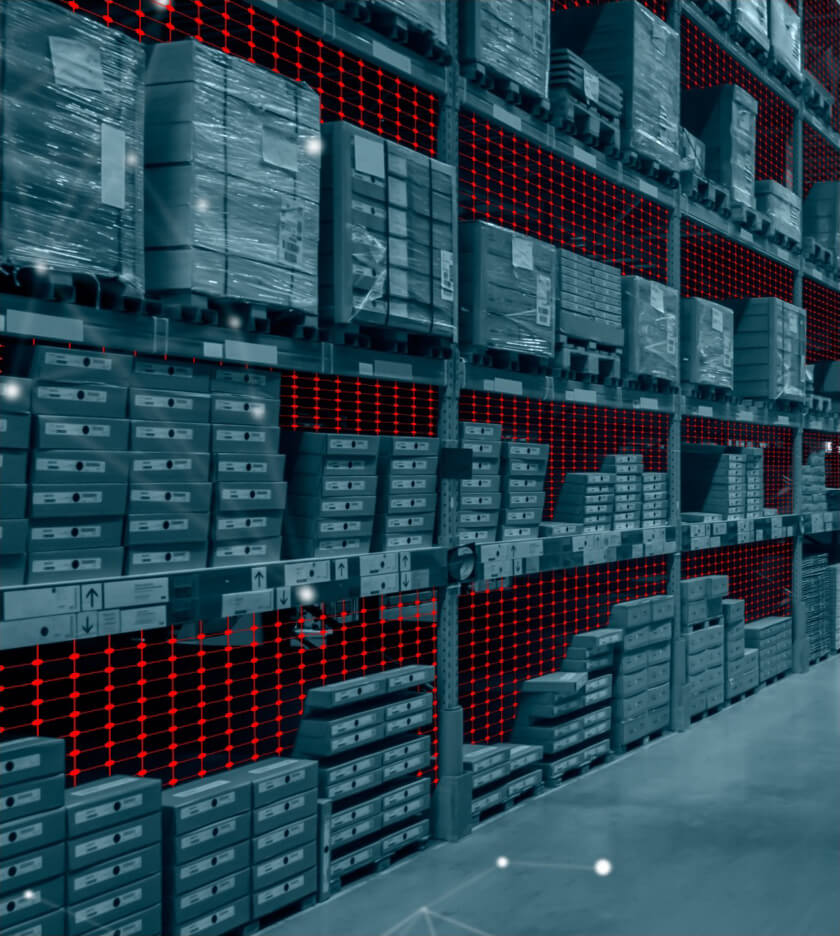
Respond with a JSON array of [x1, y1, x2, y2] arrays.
[[1, 0, 144, 287], [679, 127, 706, 177], [768, 0, 802, 77], [680, 298, 733, 389], [621, 277, 679, 384], [375, 0, 447, 45], [145, 41, 320, 311], [462, 0, 551, 99], [755, 180, 801, 244], [733, 0, 770, 52]]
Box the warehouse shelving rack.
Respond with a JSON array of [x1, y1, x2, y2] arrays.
[[0, 0, 838, 851]]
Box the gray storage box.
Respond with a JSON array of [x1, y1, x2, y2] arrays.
[[680, 298, 734, 389], [729, 297, 806, 401], [621, 277, 679, 384]]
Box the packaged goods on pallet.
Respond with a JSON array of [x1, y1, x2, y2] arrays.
[[828, 564, 840, 652], [553, 2, 680, 172], [555, 249, 624, 347], [548, 49, 623, 152], [320, 122, 457, 339], [732, 0, 770, 54], [743, 447, 765, 517], [145, 41, 320, 310], [679, 298, 734, 390], [375, 0, 448, 46], [728, 298, 807, 402], [465, 743, 543, 824], [553, 472, 614, 531], [744, 616, 792, 682], [682, 444, 752, 518], [460, 223, 555, 361], [460, 0, 551, 100], [722, 597, 759, 700], [768, 0, 802, 78], [601, 454, 643, 530], [682, 85, 758, 209], [803, 554, 832, 661], [457, 423, 503, 546], [802, 182, 840, 258], [373, 436, 440, 551], [680, 574, 729, 631], [498, 441, 549, 540], [621, 277, 679, 386], [813, 361, 840, 398], [755, 181, 801, 245], [802, 451, 829, 512], [0, 0, 144, 286], [679, 127, 706, 177], [0, 375, 32, 586], [641, 471, 669, 527], [0, 738, 67, 936]]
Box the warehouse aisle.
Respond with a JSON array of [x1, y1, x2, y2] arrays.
[[265, 657, 840, 936]]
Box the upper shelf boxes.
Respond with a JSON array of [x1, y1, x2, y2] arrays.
[[320, 122, 457, 342], [0, 0, 144, 287], [803, 182, 840, 259], [680, 298, 734, 391], [376, 0, 448, 48], [731, 0, 770, 57], [768, 0, 802, 80], [621, 277, 679, 387], [145, 41, 321, 312]]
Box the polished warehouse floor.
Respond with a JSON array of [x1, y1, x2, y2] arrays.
[[266, 657, 840, 936]]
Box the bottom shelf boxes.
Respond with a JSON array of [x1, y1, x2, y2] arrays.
[[464, 743, 543, 824]]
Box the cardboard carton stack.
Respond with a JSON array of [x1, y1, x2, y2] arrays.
[[680, 575, 729, 718], [555, 248, 624, 348], [802, 451, 829, 512], [802, 182, 840, 258], [374, 437, 440, 551], [642, 472, 669, 527], [498, 442, 549, 541], [803, 554, 832, 661], [0, 376, 32, 586], [553, 472, 614, 531], [601, 454, 643, 530], [722, 597, 759, 700], [755, 181, 801, 245], [744, 447, 766, 517], [463, 743, 543, 825], [682, 444, 746, 518], [621, 277, 679, 386], [744, 615, 793, 683], [828, 564, 840, 652], [457, 423, 504, 547], [679, 298, 734, 390]]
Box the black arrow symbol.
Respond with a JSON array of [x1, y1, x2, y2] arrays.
[[254, 570, 264, 586], [85, 588, 98, 607], [82, 621, 93, 634], [338, 563, 345, 575]]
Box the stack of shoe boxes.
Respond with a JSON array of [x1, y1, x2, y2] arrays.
[[126, 360, 211, 577], [162, 773, 252, 936], [802, 182, 840, 258], [555, 249, 624, 347], [498, 442, 549, 541], [641, 472, 669, 527], [464, 743, 543, 825], [320, 121, 457, 340], [285, 434, 378, 559], [744, 447, 766, 517], [828, 563, 840, 652], [679, 298, 734, 391], [803, 554, 831, 660], [553, 472, 614, 531], [0, 376, 31, 585], [374, 437, 440, 551], [65, 775, 162, 936], [457, 423, 503, 546], [744, 616, 793, 683], [0, 738, 66, 936], [601, 454, 643, 530], [28, 347, 130, 585], [681, 576, 728, 716], [722, 597, 758, 700], [620, 277, 680, 386], [802, 451, 829, 513], [682, 444, 747, 518], [210, 370, 284, 567]]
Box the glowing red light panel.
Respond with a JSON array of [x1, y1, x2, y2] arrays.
[[803, 278, 840, 364]]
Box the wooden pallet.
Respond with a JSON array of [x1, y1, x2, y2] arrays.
[[327, 0, 451, 62], [462, 61, 551, 120], [758, 670, 789, 689], [809, 650, 835, 666], [728, 22, 769, 64], [726, 685, 759, 706], [555, 335, 622, 385], [803, 237, 835, 269], [684, 616, 725, 634], [237, 893, 318, 936], [0, 265, 145, 314], [549, 90, 621, 157], [327, 833, 430, 897], [767, 54, 803, 91], [622, 149, 680, 190], [689, 702, 725, 724], [623, 373, 678, 395], [464, 344, 554, 376], [692, 0, 731, 28], [683, 382, 735, 403], [542, 751, 609, 788], [684, 172, 731, 217], [471, 778, 544, 826], [611, 727, 667, 756], [325, 321, 454, 359]]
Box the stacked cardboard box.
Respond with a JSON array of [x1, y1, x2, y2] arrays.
[[684, 620, 726, 717], [0, 375, 32, 586], [548, 48, 623, 133], [145, 41, 319, 309], [553, 472, 614, 531], [828, 564, 840, 652], [67, 775, 162, 936], [621, 277, 679, 385], [458, 423, 503, 546], [27, 347, 129, 585], [554, 2, 680, 171], [744, 447, 766, 517], [803, 554, 832, 660], [682, 444, 746, 518], [321, 121, 457, 339], [499, 442, 549, 541], [460, 223, 555, 361], [769, 0, 802, 78], [162, 774, 251, 936], [802, 451, 829, 512], [679, 298, 734, 390], [374, 437, 439, 551], [464, 743, 543, 824], [722, 597, 760, 700], [680, 574, 729, 632], [755, 181, 801, 244], [228, 759, 319, 923], [0, 1, 144, 286], [682, 85, 758, 209], [285, 434, 379, 558], [732, 0, 770, 54], [460, 0, 551, 100], [555, 249, 624, 347], [744, 616, 793, 682], [376, 0, 447, 45], [601, 454, 643, 530], [294, 666, 434, 896], [0, 738, 66, 936], [679, 127, 706, 177], [641, 472, 669, 527], [730, 298, 807, 402], [802, 182, 840, 257]]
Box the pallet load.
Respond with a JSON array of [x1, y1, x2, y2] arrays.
[[0, 0, 144, 291], [373, 437, 440, 551], [0, 738, 67, 936], [682, 85, 758, 210], [680, 576, 728, 718], [601, 454, 643, 530], [553, 2, 681, 177], [320, 121, 457, 341], [755, 181, 802, 246], [744, 616, 793, 684], [460, 223, 555, 364], [145, 41, 320, 318], [460, 0, 551, 103], [802, 182, 840, 259], [680, 575, 729, 634], [729, 298, 807, 403], [620, 277, 679, 387], [498, 441, 549, 541], [285, 433, 379, 559], [803, 554, 832, 662], [768, 0, 801, 79], [731, 0, 770, 57], [682, 444, 747, 518], [607, 596, 674, 747], [680, 127, 706, 178], [464, 743, 543, 826], [0, 375, 31, 586], [294, 665, 434, 898], [457, 423, 504, 546], [66, 774, 162, 936], [372, 0, 448, 48], [162, 774, 251, 936], [548, 50, 623, 155], [829, 564, 840, 652], [27, 347, 129, 586], [680, 298, 734, 391], [552, 472, 614, 531], [641, 472, 669, 527], [802, 451, 829, 512], [722, 597, 759, 701]]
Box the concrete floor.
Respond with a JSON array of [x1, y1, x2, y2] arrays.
[[266, 657, 840, 936]]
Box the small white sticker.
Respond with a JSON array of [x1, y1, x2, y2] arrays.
[[583, 69, 600, 103], [49, 36, 105, 91], [440, 250, 454, 302], [650, 283, 665, 314], [512, 236, 534, 271], [101, 123, 126, 210]]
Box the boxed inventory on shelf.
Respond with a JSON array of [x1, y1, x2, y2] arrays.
[[555, 249, 624, 348], [755, 181, 801, 245], [374, 0, 448, 46], [679, 127, 706, 178], [621, 277, 679, 385], [679, 298, 734, 390], [768, 0, 802, 77], [732, 0, 770, 53], [145, 40, 320, 310], [802, 182, 840, 257]]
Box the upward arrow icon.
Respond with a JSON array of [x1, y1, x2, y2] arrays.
[[85, 587, 98, 607]]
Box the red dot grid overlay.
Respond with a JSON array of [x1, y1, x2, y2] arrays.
[[551, 0, 668, 20], [682, 416, 795, 514], [803, 0, 840, 132], [459, 112, 671, 282], [681, 219, 796, 301], [58, 0, 438, 156], [682, 540, 793, 622], [459, 392, 669, 521], [458, 558, 670, 744], [803, 429, 840, 487], [681, 16, 796, 186], [803, 278, 840, 363], [803, 121, 840, 198]]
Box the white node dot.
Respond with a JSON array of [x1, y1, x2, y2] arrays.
[[305, 136, 323, 156], [126, 151, 138, 167], [3, 382, 21, 401], [594, 858, 612, 877], [227, 314, 243, 330], [34, 261, 48, 274], [496, 856, 509, 869], [23, 890, 35, 900], [297, 585, 316, 604], [195, 198, 210, 214]]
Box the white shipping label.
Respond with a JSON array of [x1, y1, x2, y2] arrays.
[[354, 135, 386, 178], [440, 250, 454, 301], [129, 518, 189, 533], [131, 490, 191, 504], [135, 394, 195, 411], [38, 386, 108, 403], [132, 458, 193, 471], [46, 421, 111, 438], [582, 69, 600, 103], [33, 490, 103, 506], [49, 37, 105, 91], [36, 457, 105, 473], [136, 426, 195, 440], [711, 307, 724, 332], [262, 124, 298, 170], [512, 236, 534, 271], [101, 123, 126, 210], [32, 525, 102, 541], [215, 399, 266, 419], [44, 350, 112, 372], [32, 557, 103, 573], [650, 283, 665, 313], [536, 274, 553, 327]]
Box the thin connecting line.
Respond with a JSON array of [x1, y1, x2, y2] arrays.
[[380, 867, 497, 936]]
